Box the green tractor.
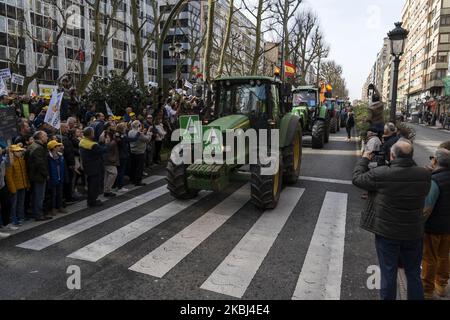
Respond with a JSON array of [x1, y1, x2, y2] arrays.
[[325, 98, 340, 134], [290, 86, 330, 149], [166, 76, 303, 210]]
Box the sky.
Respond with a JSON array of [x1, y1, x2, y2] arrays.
[[302, 0, 404, 100]]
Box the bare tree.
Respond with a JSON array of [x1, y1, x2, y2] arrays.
[[76, 0, 121, 94], [269, 0, 302, 68], [241, 0, 272, 75], [217, 0, 236, 77], [289, 10, 329, 85], [320, 60, 349, 98], [8, 0, 74, 93], [203, 0, 216, 83]]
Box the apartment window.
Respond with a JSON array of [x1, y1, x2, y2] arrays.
[[0, 16, 5, 33], [441, 15, 450, 26], [7, 19, 15, 35], [440, 33, 450, 43], [438, 52, 448, 63], [0, 46, 6, 60]]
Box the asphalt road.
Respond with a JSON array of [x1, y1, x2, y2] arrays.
[[1, 124, 446, 300]]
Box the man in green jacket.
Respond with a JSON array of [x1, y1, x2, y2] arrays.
[[26, 131, 52, 221]]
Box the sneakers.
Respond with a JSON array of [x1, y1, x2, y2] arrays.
[[35, 216, 53, 222], [88, 200, 103, 208], [6, 224, 19, 231], [0, 232, 10, 239], [117, 188, 129, 193]]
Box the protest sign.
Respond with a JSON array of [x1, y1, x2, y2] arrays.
[[0, 107, 18, 141]]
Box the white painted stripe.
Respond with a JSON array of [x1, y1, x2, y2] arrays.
[[129, 185, 250, 278], [17, 185, 169, 251], [201, 188, 304, 298], [299, 176, 353, 185], [67, 192, 210, 262], [66, 175, 166, 214], [292, 192, 348, 300]]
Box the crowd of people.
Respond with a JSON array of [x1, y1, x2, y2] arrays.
[[0, 87, 206, 235], [353, 91, 450, 300]]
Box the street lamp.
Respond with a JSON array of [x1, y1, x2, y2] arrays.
[[169, 42, 186, 89], [387, 22, 409, 122]]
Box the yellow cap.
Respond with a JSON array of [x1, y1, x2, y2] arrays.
[[47, 140, 63, 150], [10, 144, 25, 152]]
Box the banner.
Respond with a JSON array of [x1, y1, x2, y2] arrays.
[[44, 90, 64, 129], [39, 84, 58, 99], [11, 74, 24, 86], [0, 79, 7, 96], [0, 68, 11, 80], [184, 80, 193, 89], [0, 107, 18, 141]]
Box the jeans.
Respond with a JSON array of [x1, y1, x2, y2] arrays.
[[130, 153, 145, 185], [375, 235, 424, 300], [86, 175, 102, 206], [49, 183, 63, 210], [31, 182, 46, 219], [115, 158, 128, 189], [10, 189, 26, 225]]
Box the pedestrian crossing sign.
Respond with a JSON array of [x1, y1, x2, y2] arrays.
[[179, 115, 202, 143]]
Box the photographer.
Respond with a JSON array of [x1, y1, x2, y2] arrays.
[[128, 120, 152, 187], [100, 124, 119, 198]]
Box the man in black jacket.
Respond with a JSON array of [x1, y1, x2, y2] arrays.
[[58, 122, 78, 203], [79, 127, 107, 207], [422, 147, 450, 299], [381, 122, 399, 162], [353, 140, 431, 300]]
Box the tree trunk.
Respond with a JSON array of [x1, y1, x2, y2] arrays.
[[131, 0, 145, 92], [203, 0, 216, 83], [217, 0, 234, 77], [251, 0, 263, 75]]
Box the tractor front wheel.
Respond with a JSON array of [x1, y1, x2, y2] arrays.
[[251, 154, 283, 210], [166, 159, 198, 200], [283, 128, 302, 184], [312, 120, 326, 149]]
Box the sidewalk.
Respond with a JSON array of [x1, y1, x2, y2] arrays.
[[413, 121, 450, 133]]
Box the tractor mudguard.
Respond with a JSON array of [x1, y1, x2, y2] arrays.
[[280, 114, 301, 148], [318, 105, 328, 119]]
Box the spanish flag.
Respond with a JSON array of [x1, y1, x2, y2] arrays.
[[285, 62, 296, 78]]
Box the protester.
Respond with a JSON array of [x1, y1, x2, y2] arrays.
[[381, 122, 399, 162], [5, 145, 30, 227], [422, 148, 450, 299], [58, 122, 77, 203], [353, 140, 432, 300], [47, 140, 67, 215], [153, 116, 167, 165], [84, 103, 96, 125], [345, 111, 355, 142], [128, 120, 152, 186], [14, 119, 32, 146], [0, 146, 12, 232], [79, 127, 108, 207], [100, 127, 119, 198], [91, 113, 106, 142], [114, 122, 132, 192], [26, 131, 53, 221], [364, 128, 382, 156]]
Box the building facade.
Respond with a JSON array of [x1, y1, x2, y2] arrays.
[[0, 0, 158, 93]]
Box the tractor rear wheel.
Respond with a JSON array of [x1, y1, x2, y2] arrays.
[[330, 117, 337, 134], [312, 120, 326, 149], [324, 114, 331, 143], [251, 154, 283, 210], [166, 159, 198, 200], [337, 117, 341, 132], [283, 128, 302, 184]]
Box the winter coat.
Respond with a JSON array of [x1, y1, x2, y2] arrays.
[[353, 157, 431, 241], [25, 141, 49, 183], [367, 101, 384, 125], [426, 168, 450, 235], [128, 129, 152, 155], [103, 139, 120, 167], [47, 152, 65, 186], [79, 138, 107, 177], [57, 133, 76, 167], [5, 156, 30, 194]]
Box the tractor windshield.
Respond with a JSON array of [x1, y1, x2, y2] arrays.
[[293, 91, 317, 108], [216, 83, 268, 116]]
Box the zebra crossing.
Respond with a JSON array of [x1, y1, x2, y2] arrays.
[[13, 181, 352, 300]]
